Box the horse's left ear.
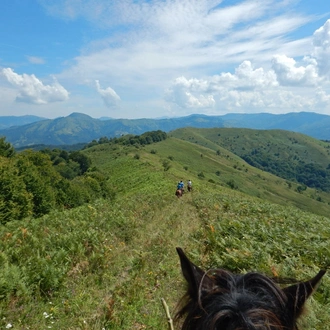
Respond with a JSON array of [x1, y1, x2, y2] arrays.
[[176, 247, 214, 299], [283, 270, 326, 317]]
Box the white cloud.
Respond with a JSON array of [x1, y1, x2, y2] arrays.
[[165, 76, 215, 109], [95, 80, 121, 108], [213, 61, 278, 90], [312, 19, 330, 77], [46, 0, 317, 75], [1, 68, 69, 104], [27, 56, 45, 64], [165, 54, 330, 113], [271, 54, 319, 86]]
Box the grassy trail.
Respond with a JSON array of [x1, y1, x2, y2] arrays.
[[97, 187, 204, 329]]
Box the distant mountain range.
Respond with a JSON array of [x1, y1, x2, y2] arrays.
[[1, 111, 330, 148], [0, 115, 46, 129]]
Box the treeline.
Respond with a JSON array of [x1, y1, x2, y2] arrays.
[[242, 152, 330, 192], [0, 138, 114, 224], [85, 130, 167, 149]]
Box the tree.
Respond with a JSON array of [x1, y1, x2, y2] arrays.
[[69, 152, 92, 174], [0, 157, 33, 223], [0, 137, 15, 158], [15, 152, 58, 217]]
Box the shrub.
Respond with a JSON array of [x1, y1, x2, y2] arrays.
[[198, 172, 205, 178], [0, 137, 15, 158], [227, 179, 238, 190], [162, 160, 171, 171], [0, 158, 33, 223]]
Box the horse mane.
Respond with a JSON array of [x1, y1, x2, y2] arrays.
[[175, 247, 326, 330]]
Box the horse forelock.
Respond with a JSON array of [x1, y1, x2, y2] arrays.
[[178, 271, 291, 330]]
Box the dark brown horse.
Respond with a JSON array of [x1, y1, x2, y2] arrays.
[[175, 247, 325, 330], [176, 189, 183, 198]]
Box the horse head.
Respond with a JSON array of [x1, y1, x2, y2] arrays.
[[175, 247, 325, 330]]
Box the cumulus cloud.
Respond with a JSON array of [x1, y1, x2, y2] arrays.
[[95, 80, 121, 108], [312, 19, 330, 77], [1, 68, 69, 104], [271, 55, 319, 86], [213, 61, 278, 91], [165, 76, 215, 109], [165, 61, 278, 110], [166, 56, 330, 112]]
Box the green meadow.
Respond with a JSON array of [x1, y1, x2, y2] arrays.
[[0, 130, 330, 329]]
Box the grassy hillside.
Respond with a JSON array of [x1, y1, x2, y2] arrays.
[[171, 127, 330, 192], [143, 136, 330, 217], [0, 139, 329, 329]]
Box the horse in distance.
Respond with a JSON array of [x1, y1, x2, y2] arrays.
[[175, 247, 325, 330], [176, 189, 183, 198]]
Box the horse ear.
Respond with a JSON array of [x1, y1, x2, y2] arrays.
[[176, 247, 214, 298], [283, 270, 326, 317]]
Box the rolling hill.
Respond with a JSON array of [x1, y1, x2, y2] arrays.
[[171, 127, 330, 192]]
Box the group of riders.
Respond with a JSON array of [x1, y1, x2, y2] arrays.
[[176, 180, 192, 196]]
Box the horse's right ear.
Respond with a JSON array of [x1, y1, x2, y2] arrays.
[[176, 247, 214, 298], [283, 269, 326, 318]]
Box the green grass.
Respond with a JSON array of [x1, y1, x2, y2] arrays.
[[171, 127, 330, 191], [171, 127, 330, 165], [0, 140, 329, 329]]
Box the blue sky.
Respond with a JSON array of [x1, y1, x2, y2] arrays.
[[0, 0, 330, 119]]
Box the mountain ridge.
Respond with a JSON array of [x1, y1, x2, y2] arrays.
[[1, 111, 330, 147]]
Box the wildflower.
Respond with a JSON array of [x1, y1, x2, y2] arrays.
[[6, 324, 13, 329], [21, 227, 28, 238]]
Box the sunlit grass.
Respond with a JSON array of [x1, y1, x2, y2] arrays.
[[0, 140, 329, 329]]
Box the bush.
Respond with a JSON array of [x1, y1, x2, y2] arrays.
[[162, 160, 171, 171], [0, 158, 33, 223], [198, 172, 205, 178], [0, 138, 15, 158], [227, 179, 238, 190]]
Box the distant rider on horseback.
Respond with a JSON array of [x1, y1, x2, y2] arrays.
[[187, 180, 192, 191], [177, 180, 184, 192]]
